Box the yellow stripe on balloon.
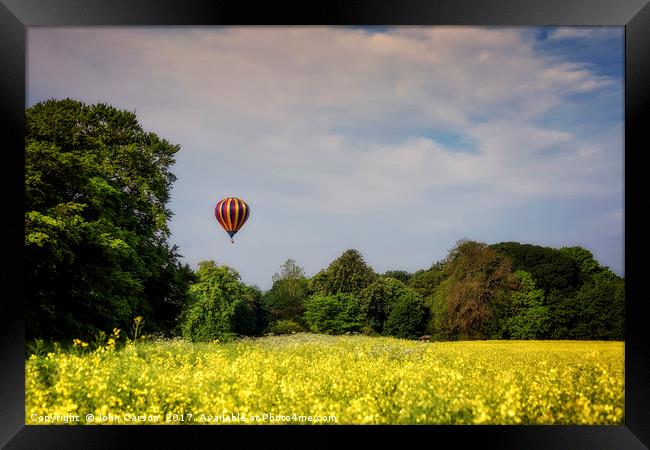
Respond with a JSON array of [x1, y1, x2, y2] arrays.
[[237, 201, 247, 231], [219, 200, 227, 228], [225, 198, 233, 230], [233, 198, 240, 231]]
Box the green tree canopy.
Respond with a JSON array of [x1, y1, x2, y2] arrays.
[[382, 270, 412, 284], [25, 98, 191, 340], [506, 271, 551, 339], [407, 262, 447, 299], [560, 246, 604, 284], [240, 284, 266, 336], [490, 242, 579, 295], [571, 270, 624, 340], [358, 277, 412, 334], [383, 291, 426, 339], [432, 240, 516, 340], [262, 259, 309, 325], [308, 249, 377, 296], [273, 258, 306, 282], [180, 261, 258, 341], [304, 293, 364, 335]]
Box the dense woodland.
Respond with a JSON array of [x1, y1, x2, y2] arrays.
[[25, 99, 625, 344]]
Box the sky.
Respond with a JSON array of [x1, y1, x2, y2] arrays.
[[27, 26, 624, 290]]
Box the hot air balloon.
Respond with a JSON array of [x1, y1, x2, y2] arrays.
[[215, 197, 250, 243]]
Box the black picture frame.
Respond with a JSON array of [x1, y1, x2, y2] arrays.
[[1, 1, 648, 448]]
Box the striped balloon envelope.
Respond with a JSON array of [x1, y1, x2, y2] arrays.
[[214, 197, 250, 243]]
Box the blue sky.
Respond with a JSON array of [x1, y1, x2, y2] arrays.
[[27, 26, 624, 290]]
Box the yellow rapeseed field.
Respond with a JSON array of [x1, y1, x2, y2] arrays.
[[25, 333, 624, 425]]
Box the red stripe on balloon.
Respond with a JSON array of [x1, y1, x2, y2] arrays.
[[216, 200, 225, 227]]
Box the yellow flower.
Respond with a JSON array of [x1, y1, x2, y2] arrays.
[[24, 335, 624, 426]]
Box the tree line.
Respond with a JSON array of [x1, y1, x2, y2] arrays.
[[179, 241, 623, 342], [25, 99, 624, 343]]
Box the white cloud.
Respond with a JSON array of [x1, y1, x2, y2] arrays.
[[540, 62, 613, 92], [27, 26, 624, 284], [547, 27, 622, 41]]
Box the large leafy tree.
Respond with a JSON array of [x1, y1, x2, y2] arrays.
[[490, 242, 580, 295], [382, 270, 412, 285], [431, 240, 516, 340], [179, 261, 258, 341], [303, 293, 364, 335], [506, 271, 551, 339], [407, 262, 447, 299], [243, 285, 267, 336], [560, 246, 608, 287], [554, 246, 624, 339], [262, 259, 309, 324], [571, 270, 625, 340], [358, 277, 414, 334], [383, 290, 426, 339], [308, 249, 377, 296], [25, 98, 191, 339], [560, 246, 602, 277], [491, 242, 627, 340]]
